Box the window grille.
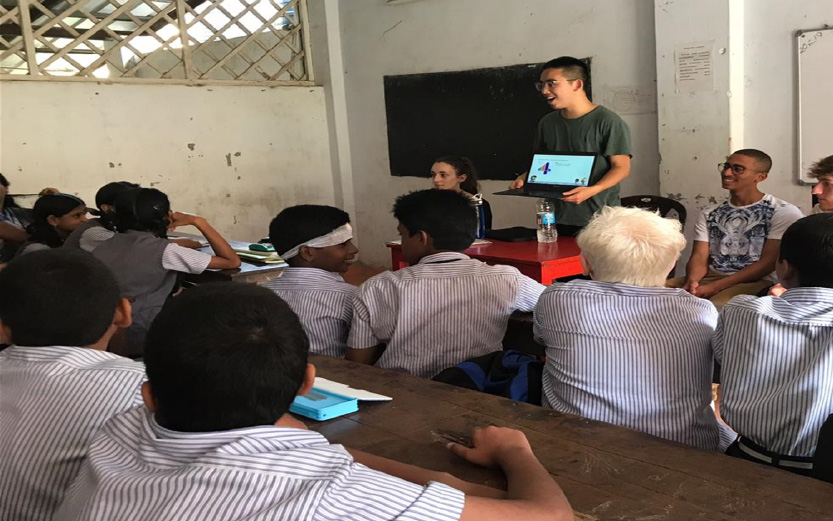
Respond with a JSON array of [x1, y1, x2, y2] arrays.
[[0, 0, 312, 84]]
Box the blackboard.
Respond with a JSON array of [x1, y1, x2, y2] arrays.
[[383, 61, 592, 181]]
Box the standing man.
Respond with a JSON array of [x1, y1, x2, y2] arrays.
[[510, 57, 632, 236]]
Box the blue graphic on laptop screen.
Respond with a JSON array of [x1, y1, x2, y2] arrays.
[[528, 154, 593, 186]]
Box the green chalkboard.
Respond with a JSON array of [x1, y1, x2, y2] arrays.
[[383, 61, 592, 181]]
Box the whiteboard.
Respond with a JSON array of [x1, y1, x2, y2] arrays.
[[797, 28, 833, 183]]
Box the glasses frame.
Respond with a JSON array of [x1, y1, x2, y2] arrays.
[[718, 162, 753, 175], [533, 78, 577, 92]]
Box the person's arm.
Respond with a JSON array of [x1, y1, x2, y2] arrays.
[[168, 212, 240, 270], [169, 237, 202, 249], [345, 345, 385, 365], [694, 239, 780, 299], [561, 154, 631, 205], [683, 241, 711, 293], [450, 426, 573, 521], [347, 449, 505, 499], [0, 221, 27, 243], [513, 274, 546, 313]]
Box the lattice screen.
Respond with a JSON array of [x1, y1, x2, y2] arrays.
[[0, 0, 312, 84]]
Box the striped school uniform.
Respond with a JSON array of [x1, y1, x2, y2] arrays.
[[535, 280, 721, 450], [348, 252, 545, 378], [714, 288, 833, 458], [55, 407, 465, 521], [264, 267, 356, 358], [0, 345, 145, 521]]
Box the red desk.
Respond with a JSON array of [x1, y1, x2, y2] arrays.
[[386, 238, 583, 285]]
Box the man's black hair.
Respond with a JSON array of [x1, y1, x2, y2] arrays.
[[144, 283, 310, 432], [780, 214, 833, 289], [269, 205, 350, 262], [393, 189, 476, 251], [113, 188, 170, 237], [733, 149, 773, 174], [0, 249, 120, 346], [541, 56, 589, 85]]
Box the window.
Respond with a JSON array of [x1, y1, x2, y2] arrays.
[[0, 0, 312, 84]]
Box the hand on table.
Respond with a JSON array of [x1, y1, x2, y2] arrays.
[[446, 426, 534, 470], [560, 186, 600, 205]]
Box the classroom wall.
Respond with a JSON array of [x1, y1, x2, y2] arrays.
[[332, 0, 661, 268], [0, 81, 334, 241]]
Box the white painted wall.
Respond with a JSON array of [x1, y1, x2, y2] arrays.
[[334, 0, 660, 268], [0, 80, 334, 242], [743, 2, 832, 210]]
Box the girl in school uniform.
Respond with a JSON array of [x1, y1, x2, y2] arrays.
[[93, 187, 240, 357], [0, 174, 34, 261], [64, 181, 139, 252], [430, 156, 493, 231], [16, 193, 89, 256]]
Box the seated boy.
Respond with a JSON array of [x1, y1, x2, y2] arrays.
[[346, 189, 546, 378], [265, 205, 358, 357], [669, 149, 803, 308], [55, 283, 573, 521], [0, 249, 145, 521], [716, 213, 833, 476], [809, 155, 833, 214], [535, 206, 721, 450]]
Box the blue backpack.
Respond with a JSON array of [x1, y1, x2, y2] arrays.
[[433, 350, 543, 405]]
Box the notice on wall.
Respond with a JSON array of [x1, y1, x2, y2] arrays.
[[599, 86, 657, 115], [675, 42, 714, 92]]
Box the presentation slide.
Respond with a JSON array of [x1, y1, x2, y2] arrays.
[[527, 154, 595, 186]]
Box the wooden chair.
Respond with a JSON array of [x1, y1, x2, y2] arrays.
[[621, 195, 687, 228], [621, 195, 688, 278]]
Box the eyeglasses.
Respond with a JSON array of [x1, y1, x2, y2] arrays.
[[533, 79, 576, 91], [718, 162, 751, 175]]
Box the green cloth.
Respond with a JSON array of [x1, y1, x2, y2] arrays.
[[532, 105, 632, 226]]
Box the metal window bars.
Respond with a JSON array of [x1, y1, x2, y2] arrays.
[[0, 0, 313, 84]]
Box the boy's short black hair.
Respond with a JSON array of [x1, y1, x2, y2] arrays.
[[269, 205, 350, 260], [0, 249, 120, 346], [393, 189, 476, 251], [808, 155, 833, 180], [780, 214, 833, 289], [144, 283, 310, 432], [733, 149, 773, 173], [541, 56, 589, 84]]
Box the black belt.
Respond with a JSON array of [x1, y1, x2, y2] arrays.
[[736, 436, 814, 470]]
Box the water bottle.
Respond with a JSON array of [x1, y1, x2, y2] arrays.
[[536, 198, 557, 243], [472, 194, 486, 239]]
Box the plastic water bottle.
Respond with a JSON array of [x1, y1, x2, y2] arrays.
[[536, 198, 557, 243]]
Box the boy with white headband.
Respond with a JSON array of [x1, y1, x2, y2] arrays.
[[264, 205, 358, 357]]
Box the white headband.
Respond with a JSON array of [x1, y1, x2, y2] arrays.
[[279, 223, 353, 259]]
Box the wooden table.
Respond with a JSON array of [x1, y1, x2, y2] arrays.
[[183, 238, 287, 285], [387, 238, 583, 284], [307, 355, 833, 521]]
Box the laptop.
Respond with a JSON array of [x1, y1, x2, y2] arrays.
[[494, 152, 598, 198]]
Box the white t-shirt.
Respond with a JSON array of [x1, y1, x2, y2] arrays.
[[693, 194, 803, 281]]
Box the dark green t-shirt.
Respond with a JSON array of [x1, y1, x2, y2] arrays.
[[532, 105, 632, 226]]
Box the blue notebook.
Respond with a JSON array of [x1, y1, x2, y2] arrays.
[[290, 388, 359, 421]]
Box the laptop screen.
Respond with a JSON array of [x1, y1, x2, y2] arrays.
[[527, 154, 596, 187]]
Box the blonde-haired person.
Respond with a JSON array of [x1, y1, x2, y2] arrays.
[[534, 206, 723, 451]]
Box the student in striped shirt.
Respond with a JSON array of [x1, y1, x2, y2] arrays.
[[716, 213, 833, 476], [535, 206, 722, 450], [56, 283, 573, 521], [0, 249, 146, 521], [264, 205, 358, 357], [347, 189, 546, 378]]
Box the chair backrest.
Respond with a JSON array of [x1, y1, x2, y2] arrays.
[[621, 195, 687, 228]]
